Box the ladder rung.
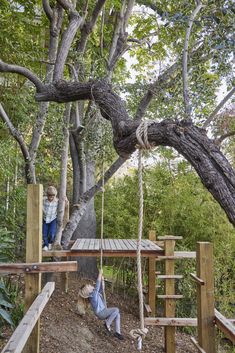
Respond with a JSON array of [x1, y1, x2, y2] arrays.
[[157, 295, 183, 299], [157, 275, 183, 279]]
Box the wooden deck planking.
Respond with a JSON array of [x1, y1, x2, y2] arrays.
[[74, 238, 86, 250], [94, 239, 100, 250], [109, 238, 117, 250], [123, 239, 134, 251], [127, 239, 138, 250], [119, 239, 128, 251], [70, 238, 163, 257]]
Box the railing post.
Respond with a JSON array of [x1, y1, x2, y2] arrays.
[[23, 184, 43, 353], [196, 242, 216, 353], [61, 200, 70, 292], [148, 230, 156, 316]]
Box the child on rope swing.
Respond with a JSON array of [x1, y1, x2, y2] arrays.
[[79, 269, 124, 341]]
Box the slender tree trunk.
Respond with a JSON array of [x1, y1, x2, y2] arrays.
[[54, 103, 71, 246]]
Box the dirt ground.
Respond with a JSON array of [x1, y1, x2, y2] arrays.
[[0, 273, 233, 353], [42, 274, 199, 353], [0, 272, 199, 353]]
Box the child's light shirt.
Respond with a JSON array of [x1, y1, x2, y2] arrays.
[[89, 279, 105, 315], [43, 197, 58, 223]]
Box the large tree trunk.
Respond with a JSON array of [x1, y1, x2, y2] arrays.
[[72, 157, 98, 279]]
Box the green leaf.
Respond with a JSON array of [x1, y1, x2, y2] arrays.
[[0, 298, 14, 309], [0, 308, 14, 326]]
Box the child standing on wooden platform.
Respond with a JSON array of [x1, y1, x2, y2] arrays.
[[79, 270, 124, 340], [42, 186, 58, 251]]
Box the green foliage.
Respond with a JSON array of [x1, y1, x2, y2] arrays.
[[0, 276, 24, 333], [0, 280, 14, 329], [0, 228, 15, 262], [96, 154, 235, 319]]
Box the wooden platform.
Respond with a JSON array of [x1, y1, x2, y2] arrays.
[[70, 238, 163, 257]]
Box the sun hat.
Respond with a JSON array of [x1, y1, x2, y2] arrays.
[[78, 285, 92, 299]]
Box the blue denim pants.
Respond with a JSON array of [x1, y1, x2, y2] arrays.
[[97, 307, 121, 334], [43, 219, 57, 247]]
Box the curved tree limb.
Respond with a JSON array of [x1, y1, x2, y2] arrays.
[[203, 87, 235, 129], [0, 103, 35, 183], [182, 1, 204, 118], [0, 60, 44, 91], [215, 130, 235, 146], [42, 0, 53, 20]]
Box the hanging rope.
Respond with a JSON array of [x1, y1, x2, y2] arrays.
[[100, 158, 107, 306], [130, 120, 154, 350]]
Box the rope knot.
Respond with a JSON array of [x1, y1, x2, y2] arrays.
[[136, 120, 155, 150]]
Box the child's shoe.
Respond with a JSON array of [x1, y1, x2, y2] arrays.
[[114, 332, 124, 340], [42, 246, 48, 251], [104, 322, 111, 333]]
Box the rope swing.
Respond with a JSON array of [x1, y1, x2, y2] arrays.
[[100, 159, 107, 306], [130, 120, 154, 350]]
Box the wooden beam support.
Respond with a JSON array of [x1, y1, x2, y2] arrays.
[[158, 295, 183, 299], [158, 236, 183, 240], [145, 317, 197, 327], [148, 230, 156, 316], [157, 275, 183, 279], [0, 261, 78, 274], [196, 242, 216, 353], [23, 184, 43, 353], [43, 250, 163, 258], [2, 282, 55, 353], [190, 273, 205, 285], [190, 337, 206, 353], [144, 304, 152, 317], [215, 309, 235, 344], [156, 251, 196, 261]]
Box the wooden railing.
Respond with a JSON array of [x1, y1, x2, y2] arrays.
[[146, 234, 235, 353], [1, 282, 55, 353]]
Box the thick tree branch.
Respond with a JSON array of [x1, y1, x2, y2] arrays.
[[203, 87, 235, 129], [0, 60, 44, 91], [53, 7, 83, 81], [35, 78, 235, 228], [182, 1, 204, 118]]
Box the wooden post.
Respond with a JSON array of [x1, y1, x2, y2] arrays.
[[196, 242, 216, 353], [61, 201, 70, 292], [23, 184, 43, 353], [164, 237, 176, 353], [148, 230, 156, 316]]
